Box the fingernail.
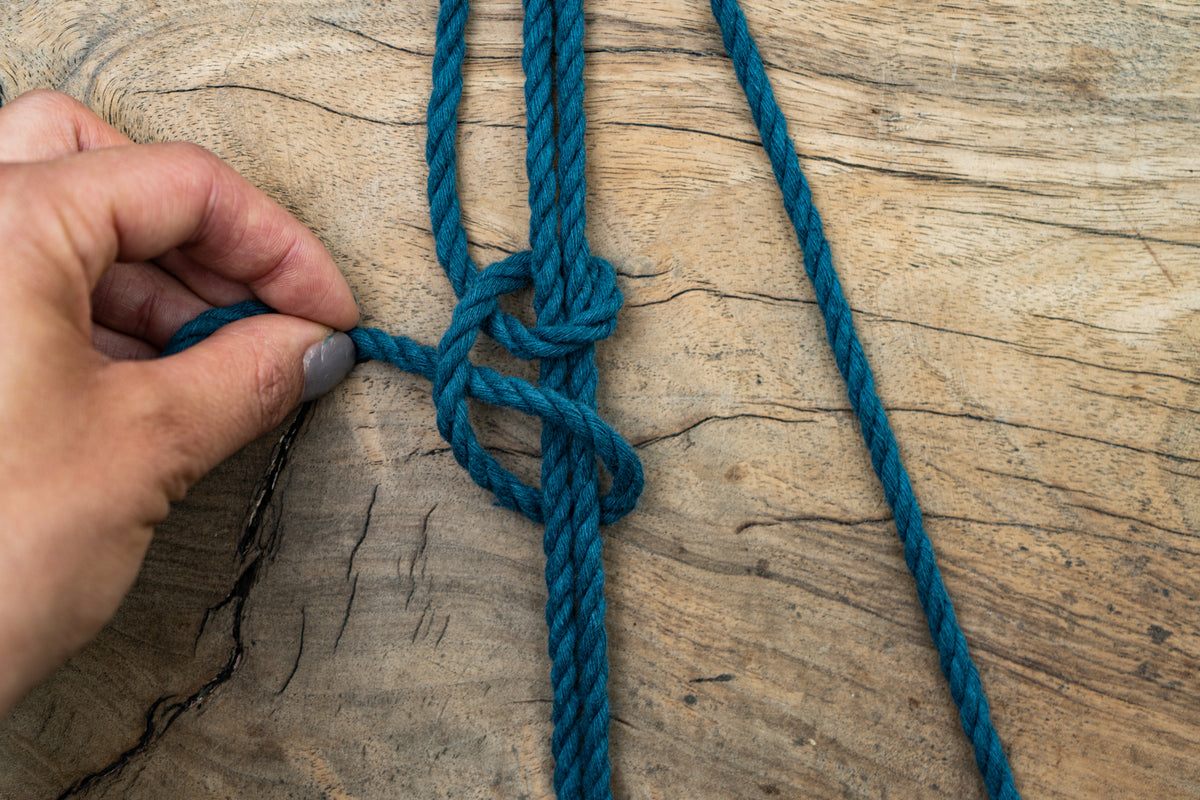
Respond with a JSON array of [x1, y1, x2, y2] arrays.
[[301, 332, 356, 402]]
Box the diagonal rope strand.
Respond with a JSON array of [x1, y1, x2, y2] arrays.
[[708, 1, 1021, 797]]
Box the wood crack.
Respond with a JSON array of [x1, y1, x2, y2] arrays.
[[892, 406, 1200, 465], [633, 412, 818, 449], [334, 575, 358, 652], [140, 85, 419, 128], [56, 403, 313, 798], [736, 514, 893, 534], [347, 484, 379, 581], [689, 673, 736, 683], [601, 120, 1065, 197], [406, 504, 436, 610], [974, 466, 1101, 497], [310, 16, 431, 57], [626, 284, 815, 310], [278, 607, 306, 695], [931, 206, 1200, 251]]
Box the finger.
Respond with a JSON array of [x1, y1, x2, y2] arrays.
[[154, 248, 257, 308], [110, 314, 356, 490], [92, 323, 159, 360], [0, 90, 132, 162], [0, 91, 288, 316], [3, 143, 359, 330], [91, 261, 213, 350]]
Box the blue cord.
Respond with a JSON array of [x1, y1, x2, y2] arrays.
[[708, 0, 1020, 796], [164, 1, 1021, 797]]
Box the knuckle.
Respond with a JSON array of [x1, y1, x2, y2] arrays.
[[251, 343, 298, 432], [161, 140, 217, 167], [12, 90, 88, 148], [155, 141, 224, 191], [16, 88, 79, 114], [155, 141, 230, 242]]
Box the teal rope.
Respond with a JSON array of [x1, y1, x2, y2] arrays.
[[163, 297, 643, 527], [172, 0, 622, 794], [163, 0, 1021, 797], [708, 1, 1020, 797]]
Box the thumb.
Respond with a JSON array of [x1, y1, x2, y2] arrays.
[[116, 314, 356, 492]]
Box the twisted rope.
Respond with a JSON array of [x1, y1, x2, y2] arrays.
[[708, 1, 1020, 798], [163, 296, 641, 529], [164, 0, 1020, 797], [171, 0, 621, 795]]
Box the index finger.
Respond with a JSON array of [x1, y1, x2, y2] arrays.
[[3, 141, 359, 330], [0, 90, 133, 162]]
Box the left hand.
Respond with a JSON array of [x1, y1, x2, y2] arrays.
[[0, 90, 360, 716]]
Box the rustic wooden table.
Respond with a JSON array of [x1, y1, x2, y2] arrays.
[[2, 1, 1198, 798]]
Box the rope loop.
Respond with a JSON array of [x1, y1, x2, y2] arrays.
[[450, 249, 622, 361], [426, 246, 638, 523], [162, 300, 644, 528]]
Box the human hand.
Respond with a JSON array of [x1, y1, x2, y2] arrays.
[[0, 90, 360, 716]]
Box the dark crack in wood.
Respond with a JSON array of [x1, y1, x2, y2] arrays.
[[59, 403, 314, 798], [347, 484, 379, 580], [278, 607, 306, 695], [334, 575, 358, 652], [406, 505, 436, 611]]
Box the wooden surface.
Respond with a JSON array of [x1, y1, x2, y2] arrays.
[[2, 1, 1199, 798]]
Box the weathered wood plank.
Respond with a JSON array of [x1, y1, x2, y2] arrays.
[[2, 0, 1198, 798]]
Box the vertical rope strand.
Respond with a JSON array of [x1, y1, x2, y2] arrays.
[[552, 0, 612, 795], [524, 0, 607, 793], [426, 0, 474, 296]]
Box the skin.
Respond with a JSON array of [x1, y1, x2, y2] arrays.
[[0, 90, 360, 717]]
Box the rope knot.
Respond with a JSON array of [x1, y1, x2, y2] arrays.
[[163, 298, 644, 528], [448, 249, 621, 361], [431, 248, 638, 525]]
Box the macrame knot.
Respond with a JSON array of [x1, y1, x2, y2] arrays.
[[161, 288, 643, 528], [443, 249, 622, 361], [165, 0, 1022, 794], [431, 248, 636, 526]]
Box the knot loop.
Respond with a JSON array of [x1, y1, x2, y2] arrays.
[[429, 248, 633, 524], [161, 299, 643, 527], [450, 249, 622, 360]]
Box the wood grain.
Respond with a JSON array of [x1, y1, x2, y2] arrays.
[[2, 1, 1198, 798]]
